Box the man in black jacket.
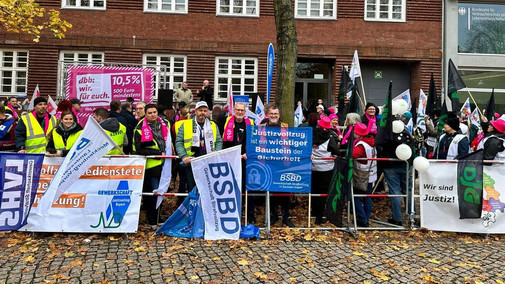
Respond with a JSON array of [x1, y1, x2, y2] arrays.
[[197, 80, 214, 114]]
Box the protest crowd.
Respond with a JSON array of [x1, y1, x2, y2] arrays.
[[1, 67, 504, 234]]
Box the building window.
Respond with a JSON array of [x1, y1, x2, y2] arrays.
[[295, 0, 336, 19], [144, 0, 187, 13], [62, 0, 106, 9], [217, 0, 259, 17], [143, 54, 186, 90], [0, 51, 28, 95], [365, 0, 405, 22], [60, 51, 104, 64], [215, 57, 257, 100]]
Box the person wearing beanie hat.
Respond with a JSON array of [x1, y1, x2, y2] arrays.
[[435, 113, 469, 160], [361, 102, 378, 136], [477, 119, 505, 161], [15, 96, 57, 153], [316, 104, 324, 115], [311, 116, 339, 225], [351, 122, 376, 227]]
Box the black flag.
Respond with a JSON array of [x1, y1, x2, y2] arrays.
[[348, 83, 360, 114], [426, 73, 438, 118], [485, 89, 495, 121], [326, 127, 354, 227], [375, 81, 394, 146], [447, 59, 466, 112], [337, 66, 351, 123], [457, 149, 484, 219]]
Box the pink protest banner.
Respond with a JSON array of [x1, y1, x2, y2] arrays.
[[66, 66, 154, 125]]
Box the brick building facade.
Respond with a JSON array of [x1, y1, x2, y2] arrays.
[[0, 0, 442, 112]]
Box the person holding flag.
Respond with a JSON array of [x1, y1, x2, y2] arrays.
[[15, 97, 57, 153], [46, 111, 83, 157], [133, 104, 171, 225]]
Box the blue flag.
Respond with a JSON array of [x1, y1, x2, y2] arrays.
[[0, 153, 44, 231], [156, 187, 204, 238]]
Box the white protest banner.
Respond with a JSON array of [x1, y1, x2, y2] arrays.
[[191, 146, 242, 240], [420, 162, 505, 233], [37, 117, 116, 214], [28, 84, 40, 110], [349, 50, 361, 82], [255, 94, 266, 122], [294, 103, 304, 127], [153, 131, 173, 209], [393, 89, 411, 111], [22, 157, 144, 233]]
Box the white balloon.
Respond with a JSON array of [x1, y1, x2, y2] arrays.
[[391, 100, 401, 115], [396, 99, 409, 114], [392, 120, 405, 133], [395, 144, 412, 161], [413, 156, 430, 172]]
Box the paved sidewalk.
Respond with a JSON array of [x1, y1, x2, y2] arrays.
[[0, 228, 503, 283]]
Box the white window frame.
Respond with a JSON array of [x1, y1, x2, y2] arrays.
[[364, 0, 406, 22], [0, 50, 29, 96], [217, 0, 260, 17], [214, 57, 258, 102], [59, 51, 105, 64], [144, 0, 188, 14], [295, 0, 337, 20], [142, 54, 187, 91], [61, 0, 106, 10]]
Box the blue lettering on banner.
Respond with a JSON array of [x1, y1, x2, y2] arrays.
[[91, 180, 131, 229], [0, 153, 44, 231], [246, 125, 312, 193], [208, 163, 240, 234], [70, 138, 91, 160]]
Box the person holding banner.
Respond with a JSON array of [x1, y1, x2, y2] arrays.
[[15, 97, 57, 153], [175, 101, 222, 190], [46, 111, 83, 157], [0, 106, 17, 151], [478, 118, 505, 161], [223, 102, 254, 221], [133, 104, 171, 225], [259, 105, 294, 227]]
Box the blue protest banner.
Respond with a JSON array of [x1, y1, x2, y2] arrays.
[[267, 43, 274, 104], [246, 125, 312, 193], [0, 153, 44, 231]]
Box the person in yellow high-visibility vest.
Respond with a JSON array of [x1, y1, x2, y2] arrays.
[[92, 107, 127, 155], [15, 97, 57, 153], [133, 104, 171, 225], [175, 101, 222, 190], [46, 111, 83, 157]]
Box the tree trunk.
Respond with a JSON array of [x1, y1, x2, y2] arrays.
[[273, 0, 298, 126]]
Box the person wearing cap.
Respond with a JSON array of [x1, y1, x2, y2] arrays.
[[311, 116, 339, 225], [69, 98, 83, 125], [477, 118, 505, 161], [175, 101, 222, 190], [434, 113, 469, 160], [15, 97, 57, 153], [352, 122, 377, 227], [0, 106, 17, 151]]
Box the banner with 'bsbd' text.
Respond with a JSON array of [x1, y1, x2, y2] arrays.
[[21, 157, 144, 233], [246, 125, 312, 193]]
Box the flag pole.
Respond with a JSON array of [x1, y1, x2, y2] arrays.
[[465, 88, 483, 117], [359, 76, 367, 105]]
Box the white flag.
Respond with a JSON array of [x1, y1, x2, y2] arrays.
[[37, 117, 117, 214], [255, 94, 266, 122], [294, 103, 304, 127], [246, 109, 262, 125], [47, 95, 58, 116], [227, 82, 234, 117], [393, 89, 412, 111], [417, 89, 427, 116], [349, 50, 361, 82], [153, 127, 173, 209], [191, 145, 242, 240], [28, 84, 40, 110], [470, 108, 481, 128]]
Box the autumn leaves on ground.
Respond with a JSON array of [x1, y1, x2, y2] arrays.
[[1, 227, 504, 283]]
